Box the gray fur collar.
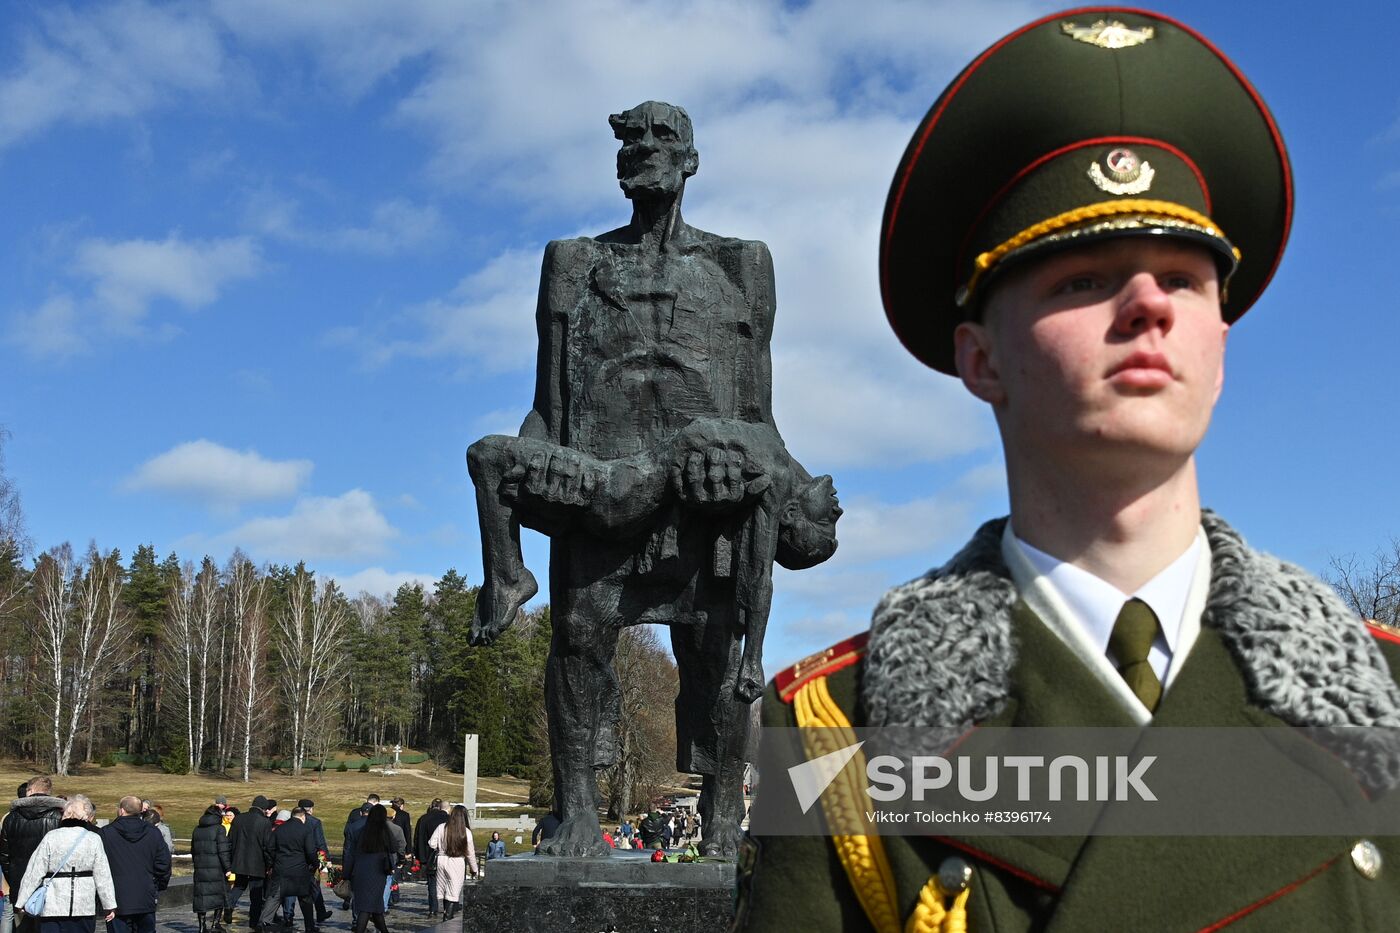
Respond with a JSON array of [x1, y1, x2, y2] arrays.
[[863, 512, 1400, 739]]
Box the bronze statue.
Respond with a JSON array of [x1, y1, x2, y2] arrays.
[[467, 101, 839, 857]]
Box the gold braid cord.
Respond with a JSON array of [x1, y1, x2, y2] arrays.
[[792, 676, 970, 933], [961, 198, 1235, 302], [906, 878, 972, 933]]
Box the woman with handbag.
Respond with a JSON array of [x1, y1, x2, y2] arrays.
[[427, 806, 476, 920], [13, 796, 115, 933], [341, 806, 396, 933]]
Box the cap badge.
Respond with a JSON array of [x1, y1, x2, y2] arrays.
[[1089, 148, 1155, 195], [1061, 20, 1155, 50]]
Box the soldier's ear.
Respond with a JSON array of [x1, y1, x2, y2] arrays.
[[954, 320, 1005, 406], [683, 148, 699, 178]]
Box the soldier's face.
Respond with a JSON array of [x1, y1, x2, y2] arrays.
[[955, 238, 1227, 475], [615, 107, 696, 200]]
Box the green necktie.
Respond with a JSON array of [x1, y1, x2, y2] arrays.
[[1109, 597, 1163, 712]]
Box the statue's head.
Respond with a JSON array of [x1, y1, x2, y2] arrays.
[[777, 474, 841, 569], [610, 100, 697, 201]]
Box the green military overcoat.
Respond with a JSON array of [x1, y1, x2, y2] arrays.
[[734, 514, 1400, 932]]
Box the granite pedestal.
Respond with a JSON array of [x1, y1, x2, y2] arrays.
[[460, 851, 735, 933]]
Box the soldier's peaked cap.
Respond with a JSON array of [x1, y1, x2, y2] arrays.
[[880, 7, 1292, 375]]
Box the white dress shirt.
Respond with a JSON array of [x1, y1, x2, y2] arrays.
[[1001, 522, 1212, 723]]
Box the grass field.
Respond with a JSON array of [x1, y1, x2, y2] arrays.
[[0, 761, 534, 855]]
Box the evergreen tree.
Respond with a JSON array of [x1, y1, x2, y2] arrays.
[[347, 593, 390, 748], [123, 545, 167, 757], [384, 583, 426, 743], [431, 569, 477, 767]]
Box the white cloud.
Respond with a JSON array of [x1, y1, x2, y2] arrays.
[[219, 489, 398, 561], [330, 200, 446, 253], [0, 0, 236, 149], [773, 346, 993, 469], [77, 234, 262, 323], [7, 294, 85, 359], [829, 492, 981, 568], [247, 193, 447, 255], [473, 408, 528, 438], [334, 248, 540, 374], [125, 440, 312, 508], [198, 0, 1041, 207], [384, 0, 1039, 203], [9, 233, 266, 359], [331, 567, 438, 599], [762, 461, 1008, 667], [209, 0, 473, 98]]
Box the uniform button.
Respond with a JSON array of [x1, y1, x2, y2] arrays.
[[938, 856, 972, 894], [1351, 840, 1383, 880]]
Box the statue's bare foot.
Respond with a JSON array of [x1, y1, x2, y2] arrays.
[[536, 817, 613, 857], [700, 821, 742, 859], [468, 569, 538, 646]]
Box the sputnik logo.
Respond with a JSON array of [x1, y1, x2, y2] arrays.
[[787, 740, 864, 814]]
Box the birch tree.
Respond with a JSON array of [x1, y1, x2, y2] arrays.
[[227, 553, 268, 782], [32, 544, 131, 775], [165, 558, 221, 772], [274, 564, 351, 776], [32, 545, 74, 775]]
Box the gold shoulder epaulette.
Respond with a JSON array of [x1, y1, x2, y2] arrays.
[[774, 631, 869, 704]]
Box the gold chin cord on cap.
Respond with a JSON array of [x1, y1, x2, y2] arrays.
[[955, 199, 1240, 308]]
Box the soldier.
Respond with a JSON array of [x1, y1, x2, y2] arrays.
[[735, 7, 1400, 931], [468, 100, 836, 857]]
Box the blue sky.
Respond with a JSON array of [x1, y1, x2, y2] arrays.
[[2, 0, 1398, 674]]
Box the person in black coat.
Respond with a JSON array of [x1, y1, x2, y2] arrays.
[[345, 796, 378, 826], [410, 800, 447, 917], [227, 796, 275, 931], [388, 800, 410, 842], [99, 796, 172, 933], [190, 806, 232, 933], [258, 810, 318, 932], [295, 801, 330, 924], [530, 811, 561, 853], [342, 807, 396, 933], [0, 775, 65, 933], [338, 806, 369, 913]]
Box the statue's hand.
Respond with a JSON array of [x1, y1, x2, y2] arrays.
[[671, 447, 771, 512], [503, 448, 601, 517], [736, 658, 765, 704]]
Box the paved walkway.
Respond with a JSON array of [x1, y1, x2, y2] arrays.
[[155, 881, 455, 933]]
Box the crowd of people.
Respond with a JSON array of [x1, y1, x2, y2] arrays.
[[614, 809, 700, 852], [210, 792, 493, 933], [528, 806, 703, 857], [0, 775, 715, 933], [0, 781, 502, 933], [0, 778, 172, 933]]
